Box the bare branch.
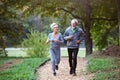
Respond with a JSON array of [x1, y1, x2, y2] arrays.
[[56, 7, 117, 21]]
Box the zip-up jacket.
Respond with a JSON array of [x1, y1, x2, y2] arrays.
[[63, 26, 84, 48]]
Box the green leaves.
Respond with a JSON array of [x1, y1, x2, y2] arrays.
[[21, 29, 49, 57], [91, 20, 118, 50]]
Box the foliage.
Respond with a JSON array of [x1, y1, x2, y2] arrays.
[[0, 0, 119, 54], [0, 57, 49, 80], [21, 29, 49, 57], [0, 0, 42, 48], [0, 58, 14, 65], [91, 20, 118, 50], [88, 58, 116, 73], [93, 72, 119, 80], [87, 56, 120, 80]]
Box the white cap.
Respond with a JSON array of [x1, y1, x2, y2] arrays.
[[71, 19, 78, 24], [50, 23, 58, 29]]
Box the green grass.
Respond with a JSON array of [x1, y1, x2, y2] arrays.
[[61, 48, 86, 57], [6, 48, 86, 57], [88, 58, 116, 73], [0, 57, 19, 65], [0, 58, 12, 65], [6, 50, 27, 57], [93, 72, 120, 80], [0, 57, 49, 80], [87, 56, 120, 80]]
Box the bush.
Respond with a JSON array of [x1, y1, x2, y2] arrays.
[[21, 29, 49, 57]]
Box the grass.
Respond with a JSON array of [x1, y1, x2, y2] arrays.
[[87, 55, 120, 80], [0, 57, 49, 80], [93, 72, 120, 80], [61, 48, 86, 57], [0, 58, 13, 65], [88, 58, 116, 73], [6, 48, 86, 57], [0, 47, 85, 80]]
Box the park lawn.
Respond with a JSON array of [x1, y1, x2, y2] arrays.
[[87, 55, 120, 80], [6, 48, 86, 57], [0, 48, 85, 80], [61, 48, 86, 57], [0, 57, 14, 65], [0, 57, 49, 80]]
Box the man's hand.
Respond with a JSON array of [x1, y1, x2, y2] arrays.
[[69, 35, 73, 40], [76, 40, 80, 44]]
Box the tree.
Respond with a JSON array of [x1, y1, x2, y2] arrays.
[[115, 0, 120, 46], [0, 0, 118, 56], [0, 0, 32, 47]]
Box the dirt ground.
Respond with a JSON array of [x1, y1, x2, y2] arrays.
[[36, 57, 94, 80], [0, 59, 22, 71], [102, 46, 120, 56]]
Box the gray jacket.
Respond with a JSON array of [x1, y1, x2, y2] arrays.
[[63, 26, 84, 48]]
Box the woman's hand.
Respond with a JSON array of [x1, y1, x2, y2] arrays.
[[54, 40, 60, 43], [46, 40, 50, 44]]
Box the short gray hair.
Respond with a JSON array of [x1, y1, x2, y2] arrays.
[[71, 19, 78, 24], [50, 23, 58, 30]]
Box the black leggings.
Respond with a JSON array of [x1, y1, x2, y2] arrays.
[[68, 48, 79, 73]]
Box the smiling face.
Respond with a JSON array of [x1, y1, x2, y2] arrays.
[[53, 26, 59, 33], [71, 19, 78, 28], [71, 21, 77, 28]]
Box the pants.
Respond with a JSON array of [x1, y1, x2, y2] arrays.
[[50, 47, 60, 73], [68, 48, 79, 73]]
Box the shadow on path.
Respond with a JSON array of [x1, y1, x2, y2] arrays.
[[36, 57, 94, 80]]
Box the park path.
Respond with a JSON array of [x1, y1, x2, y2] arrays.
[[36, 57, 94, 80]]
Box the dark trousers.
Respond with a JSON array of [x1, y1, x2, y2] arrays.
[[68, 48, 79, 73]]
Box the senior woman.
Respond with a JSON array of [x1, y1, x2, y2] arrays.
[[46, 23, 64, 76]]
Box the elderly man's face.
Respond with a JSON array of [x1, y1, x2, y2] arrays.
[[71, 22, 77, 28]]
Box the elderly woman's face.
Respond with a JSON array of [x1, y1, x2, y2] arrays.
[[71, 22, 77, 28], [53, 27, 59, 32]]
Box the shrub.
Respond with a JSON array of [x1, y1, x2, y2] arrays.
[[21, 29, 49, 57]]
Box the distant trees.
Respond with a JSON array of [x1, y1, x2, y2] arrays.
[[0, 0, 119, 55], [30, 0, 118, 55]]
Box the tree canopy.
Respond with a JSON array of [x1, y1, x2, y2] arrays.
[[0, 0, 119, 55]]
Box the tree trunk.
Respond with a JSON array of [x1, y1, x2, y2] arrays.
[[84, 0, 93, 55], [116, 0, 120, 46]]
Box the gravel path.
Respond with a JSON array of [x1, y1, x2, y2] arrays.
[[36, 57, 94, 80]]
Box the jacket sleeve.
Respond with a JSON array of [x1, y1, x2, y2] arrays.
[[79, 29, 85, 41], [59, 33, 64, 44], [63, 29, 71, 40]]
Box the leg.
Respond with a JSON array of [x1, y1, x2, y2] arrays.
[[54, 47, 60, 70], [68, 48, 74, 74], [73, 48, 79, 75], [55, 47, 60, 65], [49, 48, 56, 75]]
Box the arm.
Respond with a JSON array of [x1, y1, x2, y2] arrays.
[[46, 33, 53, 44], [54, 33, 64, 43], [76, 28, 85, 44], [63, 28, 73, 40], [79, 29, 85, 41], [59, 33, 64, 44]]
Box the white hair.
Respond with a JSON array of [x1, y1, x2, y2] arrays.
[[71, 19, 78, 24], [50, 23, 58, 30]]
